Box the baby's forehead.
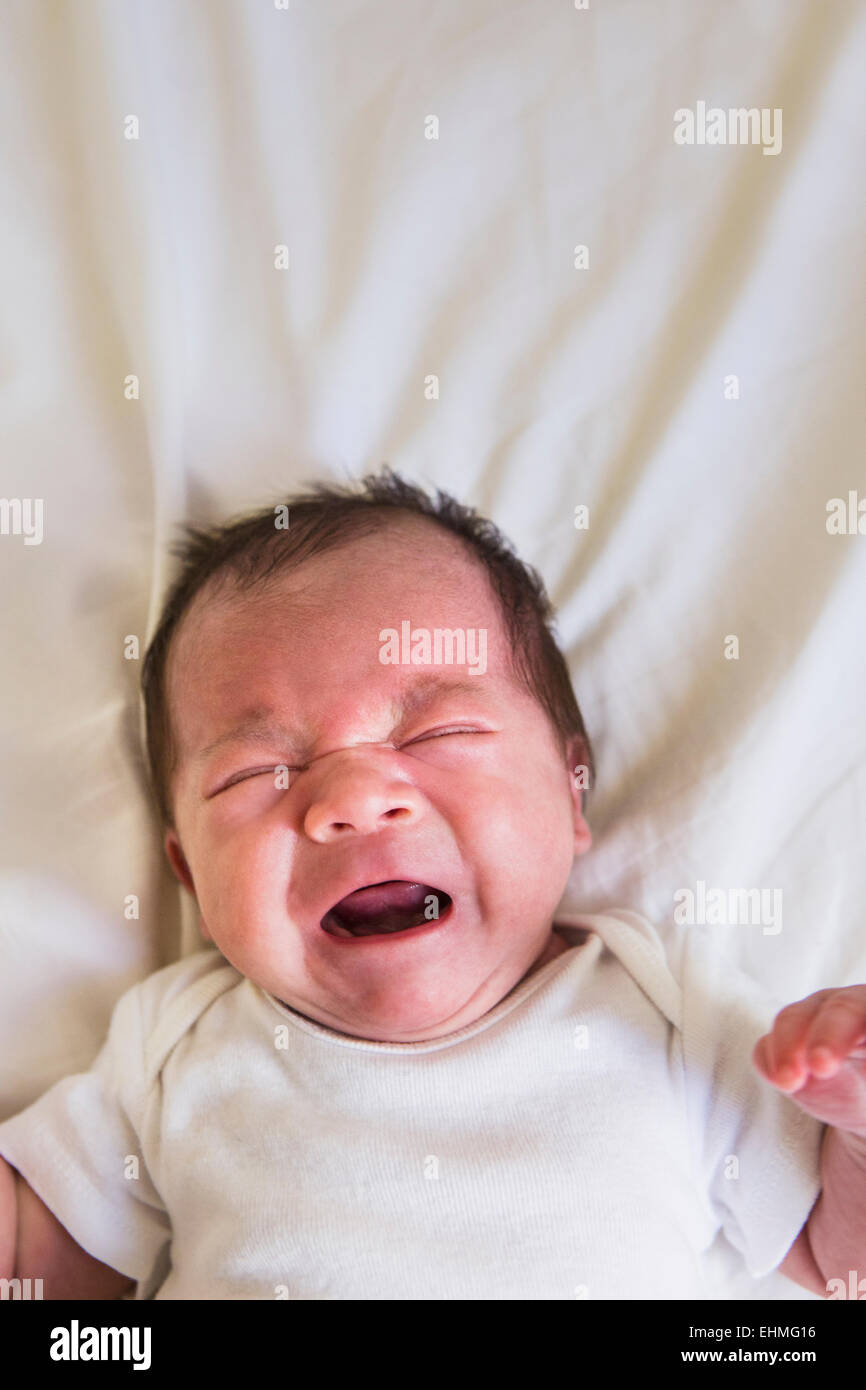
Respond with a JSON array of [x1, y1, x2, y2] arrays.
[[180, 523, 493, 640], [166, 525, 509, 712]]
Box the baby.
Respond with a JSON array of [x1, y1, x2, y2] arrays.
[[1, 467, 864, 1300]]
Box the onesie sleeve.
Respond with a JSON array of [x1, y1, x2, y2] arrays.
[[675, 928, 825, 1281], [0, 977, 170, 1289]]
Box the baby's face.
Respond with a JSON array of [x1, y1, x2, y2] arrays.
[[164, 520, 591, 1042]]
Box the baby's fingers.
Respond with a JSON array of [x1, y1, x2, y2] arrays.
[[802, 986, 866, 1078], [754, 990, 832, 1091]]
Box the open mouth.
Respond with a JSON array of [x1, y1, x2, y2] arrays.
[[321, 881, 453, 939]]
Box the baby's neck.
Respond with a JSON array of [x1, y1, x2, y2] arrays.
[[522, 927, 573, 981]]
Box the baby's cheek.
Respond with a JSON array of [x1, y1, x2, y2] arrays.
[[510, 765, 573, 838], [483, 778, 573, 876], [204, 848, 276, 939]]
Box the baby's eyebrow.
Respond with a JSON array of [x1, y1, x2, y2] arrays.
[[192, 677, 489, 769], [192, 712, 309, 768], [391, 675, 487, 721]]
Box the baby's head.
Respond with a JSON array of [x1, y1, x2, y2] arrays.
[[141, 469, 594, 1042]]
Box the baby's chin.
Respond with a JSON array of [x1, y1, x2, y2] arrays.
[[267, 929, 561, 1043], [204, 895, 565, 1039], [276, 985, 490, 1044]]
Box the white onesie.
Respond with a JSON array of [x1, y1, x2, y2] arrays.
[[0, 909, 824, 1299]]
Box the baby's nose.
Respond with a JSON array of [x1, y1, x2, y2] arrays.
[[303, 755, 424, 842]]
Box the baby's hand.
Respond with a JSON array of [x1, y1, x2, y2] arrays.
[[752, 986, 866, 1140]]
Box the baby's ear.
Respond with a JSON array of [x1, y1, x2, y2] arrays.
[[567, 736, 592, 857], [164, 832, 212, 941], [164, 830, 196, 896]]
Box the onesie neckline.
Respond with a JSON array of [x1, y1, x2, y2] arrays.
[[258, 918, 598, 1053]]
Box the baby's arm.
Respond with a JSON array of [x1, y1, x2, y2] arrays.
[[753, 984, 866, 1292], [0, 1153, 134, 1299]]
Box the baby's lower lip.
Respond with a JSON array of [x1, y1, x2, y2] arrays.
[[320, 896, 455, 946]]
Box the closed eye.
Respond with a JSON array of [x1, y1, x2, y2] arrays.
[[214, 730, 489, 794], [215, 765, 289, 794], [406, 727, 487, 744]]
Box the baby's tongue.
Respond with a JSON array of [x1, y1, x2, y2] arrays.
[[332, 881, 429, 935]]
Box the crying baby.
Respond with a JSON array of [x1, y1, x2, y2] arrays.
[[1, 467, 858, 1301]]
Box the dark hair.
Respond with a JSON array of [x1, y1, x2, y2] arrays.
[[140, 466, 594, 829]]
